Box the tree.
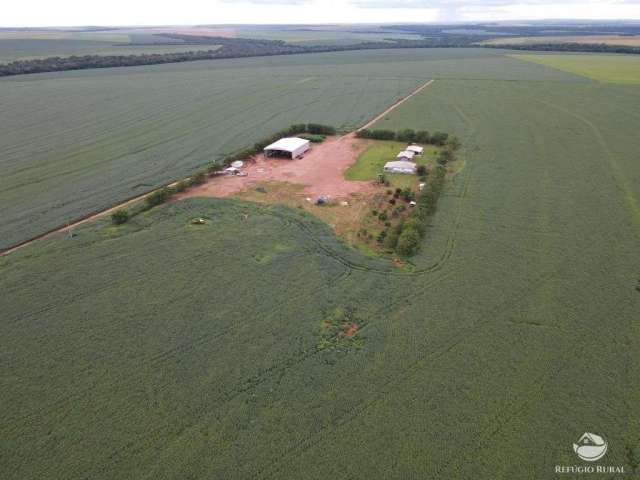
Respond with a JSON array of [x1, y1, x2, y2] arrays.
[[446, 136, 461, 150], [396, 129, 416, 143], [430, 131, 449, 146], [437, 149, 454, 165], [396, 227, 421, 256], [414, 130, 430, 144], [111, 209, 129, 225], [416, 165, 427, 176]]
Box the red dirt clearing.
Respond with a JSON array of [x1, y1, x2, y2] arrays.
[[178, 135, 375, 201]]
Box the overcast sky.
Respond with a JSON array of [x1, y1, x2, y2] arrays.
[[3, 0, 640, 27]]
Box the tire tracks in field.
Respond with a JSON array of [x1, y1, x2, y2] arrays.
[[256, 268, 556, 480], [535, 98, 640, 239]]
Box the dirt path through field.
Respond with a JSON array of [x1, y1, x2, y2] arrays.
[[0, 79, 434, 256]]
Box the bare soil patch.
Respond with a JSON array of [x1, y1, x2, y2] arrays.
[[177, 135, 376, 201]]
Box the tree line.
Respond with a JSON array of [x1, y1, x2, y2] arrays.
[[0, 36, 476, 77], [356, 128, 459, 148]]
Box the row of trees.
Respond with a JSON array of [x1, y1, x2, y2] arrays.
[[0, 34, 497, 77], [485, 42, 640, 55], [383, 132, 460, 255], [356, 128, 458, 148]]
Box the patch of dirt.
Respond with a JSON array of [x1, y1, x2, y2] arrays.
[[177, 135, 376, 202]]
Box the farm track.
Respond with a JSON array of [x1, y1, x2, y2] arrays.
[[535, 98, 640, 239]]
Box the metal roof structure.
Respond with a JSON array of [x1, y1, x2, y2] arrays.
[[264, 137, 310, 153]]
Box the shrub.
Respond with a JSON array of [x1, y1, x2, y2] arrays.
[[396, 226, 421, 256], [378, 212, 388, 222], [189, 171, 207, 186], [401, 188, 415, 202], [174, 181, 189, 193], [146, 187, 174, 207], [389, 198, 396, 205], [306, 123, 336, 135], [207, 163, 223, 175], [111, 209, 129, 225], [416, 165, 427, 176], [300, 134, 326, 143], [384, 228, 400, 249]]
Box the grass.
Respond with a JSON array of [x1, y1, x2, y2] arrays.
[[345, 140, 438, 185], [3, 49, 640, 479], [512, 53, 640, 84]]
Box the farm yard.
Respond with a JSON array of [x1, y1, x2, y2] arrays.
[[1, 45, 640, 480]]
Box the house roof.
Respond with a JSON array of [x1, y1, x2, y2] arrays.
[[384, 160, 416, 171], [397, 150, 416, 158], [407, 145, 424, 153], [264, 137, 310, 153]]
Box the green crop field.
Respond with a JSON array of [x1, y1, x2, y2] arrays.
[[512, 53, 640, 84], [0, 47, 577, 250], [2, 48, 640, 479]]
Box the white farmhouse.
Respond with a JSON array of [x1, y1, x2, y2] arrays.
[[407, 145, 424, 155], [396, 150, 416, 162]]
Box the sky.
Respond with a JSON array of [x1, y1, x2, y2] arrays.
[[2, 0, 640, 27]]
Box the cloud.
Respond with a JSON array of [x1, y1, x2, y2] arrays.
[[221, 0, 311, 4], [351, 0, 637, 7]]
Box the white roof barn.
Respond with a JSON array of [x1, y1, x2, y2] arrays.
[[407, 145, 424, 155], [384, 160, 417, 174], [396, 150, 416, 161], [264, 137, 311, 159]]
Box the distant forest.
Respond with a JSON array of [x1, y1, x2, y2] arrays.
[[3, 23, 640, 77]]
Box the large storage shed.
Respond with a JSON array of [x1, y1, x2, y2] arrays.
[[264, 137, 311, 159]]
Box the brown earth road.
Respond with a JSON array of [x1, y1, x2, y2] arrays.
[[0, 79, 434, 257]]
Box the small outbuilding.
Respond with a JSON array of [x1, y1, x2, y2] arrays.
[[384, 160, 417, 174], [407, 145, 424, 155], [396, 150, 416, 161], [264, 137, 311, 159]]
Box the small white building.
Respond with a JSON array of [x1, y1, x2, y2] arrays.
[[396, 150, 416, 161], [264, 137, 311, 159], [384, 160, 417, 174], [407, 145, 424, 155]]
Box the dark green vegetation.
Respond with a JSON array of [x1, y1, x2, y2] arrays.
[[2, 48, 640, 479]]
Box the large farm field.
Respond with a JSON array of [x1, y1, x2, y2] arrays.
[[2, 48, 639, 479], [0, 48, 573, 251], [512, 52, 640, 84]]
